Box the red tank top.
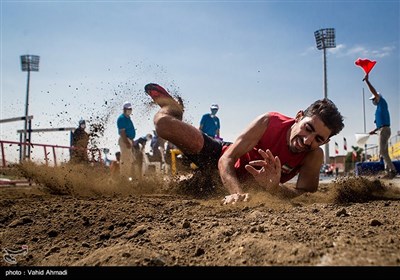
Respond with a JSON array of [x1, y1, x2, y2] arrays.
[[222, 112, 307, 183]]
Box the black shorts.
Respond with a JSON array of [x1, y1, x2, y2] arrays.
[[184, 133, 232, 171]]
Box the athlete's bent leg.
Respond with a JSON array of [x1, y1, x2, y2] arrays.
[[154, 109, 204, 155]]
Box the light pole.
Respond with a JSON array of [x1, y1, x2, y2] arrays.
[[314, 28, 336, 164], [20, 54, 40, 161]]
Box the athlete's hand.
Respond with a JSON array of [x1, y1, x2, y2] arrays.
[[221, 193, 250, 205], [245, 149, 281, 192]]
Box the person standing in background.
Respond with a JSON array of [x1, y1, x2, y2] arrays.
[[133, 133, 153, 152], [110, 151, 121, 181], [149, 130, 166, 163], [199, 104, 221, 139], [70, 119, 89, 164], [364, 74, 397, 179], [117, 101, 136, 181], [132, 133, 153, 178]]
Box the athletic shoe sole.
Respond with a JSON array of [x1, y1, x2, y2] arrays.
[[144, 83, 184, 119], [144, 83, 174, 102]]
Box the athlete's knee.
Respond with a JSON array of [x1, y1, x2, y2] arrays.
[[154, 113, 172, 129]]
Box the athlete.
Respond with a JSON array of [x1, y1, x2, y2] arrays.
[[144, 83, 344, 204]]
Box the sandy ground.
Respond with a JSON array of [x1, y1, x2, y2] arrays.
[[1, 162, 400, 269]]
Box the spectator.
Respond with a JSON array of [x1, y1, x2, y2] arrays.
[[110, 151, 121, 181], [117, 101, 136, 181], [70, 119, 89, 164], [148, 130, 166, 163], [132, 133, 152, 178], [199, 104, 221, 138], [364, 74, 397, 179]]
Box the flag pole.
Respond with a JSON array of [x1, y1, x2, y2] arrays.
[[362, 88, 368, 161]]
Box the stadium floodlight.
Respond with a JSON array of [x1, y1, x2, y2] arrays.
[[20, 55, 40, 161], [314, 28, 336, 50], [314, 28, 336, 164]]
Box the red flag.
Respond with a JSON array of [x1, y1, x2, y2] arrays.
[[343, 137, 347, 151], [335, 142, 339, 155], [352, 151, 357, 161], [355, 58, 377, 74]]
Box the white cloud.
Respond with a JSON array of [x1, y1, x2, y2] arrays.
[[328, 44, 346, 55], [346, 46, 371, 57], [300, 46, 316, 56], [307, 44, 397, 59], [343, 45, 395, 58], [371, 46, 396, 58]]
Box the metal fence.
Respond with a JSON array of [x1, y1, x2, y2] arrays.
[[0, 140, 102, 168], [366, 134, 400, 161]]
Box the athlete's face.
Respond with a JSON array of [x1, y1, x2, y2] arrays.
[[288, 112, 331, 153]]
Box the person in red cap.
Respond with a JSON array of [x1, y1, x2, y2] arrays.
[[364, 74, 397, 179], [144, 83, 344, 204]]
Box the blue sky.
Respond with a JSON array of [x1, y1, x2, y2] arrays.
[[1, 0, 399, 162]]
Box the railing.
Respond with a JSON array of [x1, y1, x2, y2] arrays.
[[389, 134, 400, 160], [0, 140, 102, 168], [366, 134, 400, 161]]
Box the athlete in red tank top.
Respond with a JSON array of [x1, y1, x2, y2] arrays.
[[222, 112, 307, 183], [145, 83, 344, 204]]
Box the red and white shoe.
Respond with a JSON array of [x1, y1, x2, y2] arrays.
[[144, 83, 184, 119]]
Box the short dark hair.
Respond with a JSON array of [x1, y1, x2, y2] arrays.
[[303, 98, 344, 137]]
